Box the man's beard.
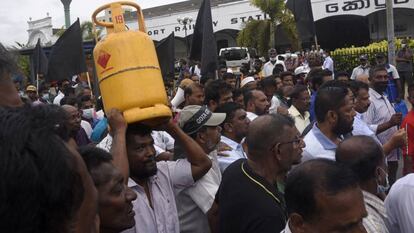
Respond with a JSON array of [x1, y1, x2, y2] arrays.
[[255, 106, 267, 116], [134, 157, 158, 179], [333, 112, 353, 136]]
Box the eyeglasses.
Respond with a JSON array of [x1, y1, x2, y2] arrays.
[[270, 135, 303, 151]]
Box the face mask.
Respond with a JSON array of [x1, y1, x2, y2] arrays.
[[270, 57, 277, 62], [377, 167, 390, 193], [322, 54, 327, 58], [82, 108, 95, 119], [402, 44, 406, 48], [41, 93, 49, 101]]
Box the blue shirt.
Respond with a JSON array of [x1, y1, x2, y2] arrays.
[[91, 117, 108, 143], [302, 124, 339, 162]]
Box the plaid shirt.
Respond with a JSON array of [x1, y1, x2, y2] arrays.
[[363, 191, 389, 233]]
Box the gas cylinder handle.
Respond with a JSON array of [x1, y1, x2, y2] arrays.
[[92, 1, 146, 33]]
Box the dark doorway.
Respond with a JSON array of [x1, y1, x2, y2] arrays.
[[217, 39, 229, 53], [315, 16, 370, 50]]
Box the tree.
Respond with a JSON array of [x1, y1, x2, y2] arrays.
[[237, 0, 300, 55], [55, 21, 102, 41]]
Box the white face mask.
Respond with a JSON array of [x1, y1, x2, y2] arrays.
[[377, 167, 390, 193], [82, 108, 95, 119], [270, 57, 277, 62]]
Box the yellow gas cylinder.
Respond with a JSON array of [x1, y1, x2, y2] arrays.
[[92, 1, 171, 125]]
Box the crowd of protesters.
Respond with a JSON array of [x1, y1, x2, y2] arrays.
[[1, 40, 414, 233]]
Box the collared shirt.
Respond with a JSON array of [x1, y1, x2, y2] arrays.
[[280, 222, 293, 233], [218, 136, 246, 173], [302, 124, 339, 162], [122, 160, 194, 233], [269, 96, 281, 114], [53, 91, 64, 105], [385, 174, 414, 233], [362, 191, 389, 233], [97, 134, 169, 156], [351, 65, 370, 80], [217, 159, 287, 233], [247, 112, 258, 121], [176, 151, 221, 233], [152, 131, 175, 152], [288, 105, 310, 134], [362, 88, 399, 161], [352, 112, 381, 144], [322, 56, 334, 72], [263, 60, 287, 77]]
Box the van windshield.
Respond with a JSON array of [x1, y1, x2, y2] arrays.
[[222, 49, 248, 61]]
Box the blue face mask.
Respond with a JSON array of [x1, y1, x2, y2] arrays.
[[377, 167, 390, 193]]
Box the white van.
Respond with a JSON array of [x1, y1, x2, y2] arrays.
[[219, 47, 257, 74]]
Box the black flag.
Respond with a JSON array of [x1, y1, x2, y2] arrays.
[[47, 18, 87, 81], [156, 32, 175, 81], [32, 39, 48, 76], [189, 0, 217, 80], [286, 0, 316, 40]]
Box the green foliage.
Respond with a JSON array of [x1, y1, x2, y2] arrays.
[[237, 20, 271, 56], [17, 55, 30, 77], [331, 39, 414, 73], [237, 0, 300, 56], [54, 21, 102, 41]]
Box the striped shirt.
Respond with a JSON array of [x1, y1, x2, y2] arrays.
[[362, 88, 399, 161], [362, 191, 389, 233]]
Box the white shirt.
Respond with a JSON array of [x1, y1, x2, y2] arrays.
[[269, 96, 281, 114], [97, 134, 167, 156], [246, 112, 258, 121], [263, 60, 286, 77], [363, 88, 399, 161], [386, 64, 400, 80], [352, 112, 381, 144], [81, 120, 92, 139], [351, 65, 370, 80], [53, 91, 64, 105], [288, 105, 310, 134], [218, 136, 246, 173], [302, 124, 338, 162], [152, 131, 175, 152], [385, 174, 414, 233], [123, 161, 194, 233], [176, 150, 221, 233], [322, 56, 334, 72], [280, 222, 293, 233]]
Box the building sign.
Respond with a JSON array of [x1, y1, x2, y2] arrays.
[[126, 0, 266, 41], [311, 0, 414, 21]]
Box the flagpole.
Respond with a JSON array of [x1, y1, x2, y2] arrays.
[[85, 72, 92, 96], [36, 74, 39, 95]]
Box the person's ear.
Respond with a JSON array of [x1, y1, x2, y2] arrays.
[[327, 110, 337, 125], [196, 131, 207, 144], [208, 100, 217, 110], [289, 213, 307, 233], [223, 122, 233, 133]]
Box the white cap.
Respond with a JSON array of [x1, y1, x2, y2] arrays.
[[294, 66, 310, 76], [241, 76, 255, 88]]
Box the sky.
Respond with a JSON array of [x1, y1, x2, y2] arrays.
[[0, 0, 184, 46]]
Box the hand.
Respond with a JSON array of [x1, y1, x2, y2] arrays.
[[389, 128, 406, 148], [107, 109, 127, 135], [277, 106, 289, 115], [389, 113, 403, 126], [153, 117, 174, 132]]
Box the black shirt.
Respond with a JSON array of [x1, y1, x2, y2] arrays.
[[217, 159, 287, 233]]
